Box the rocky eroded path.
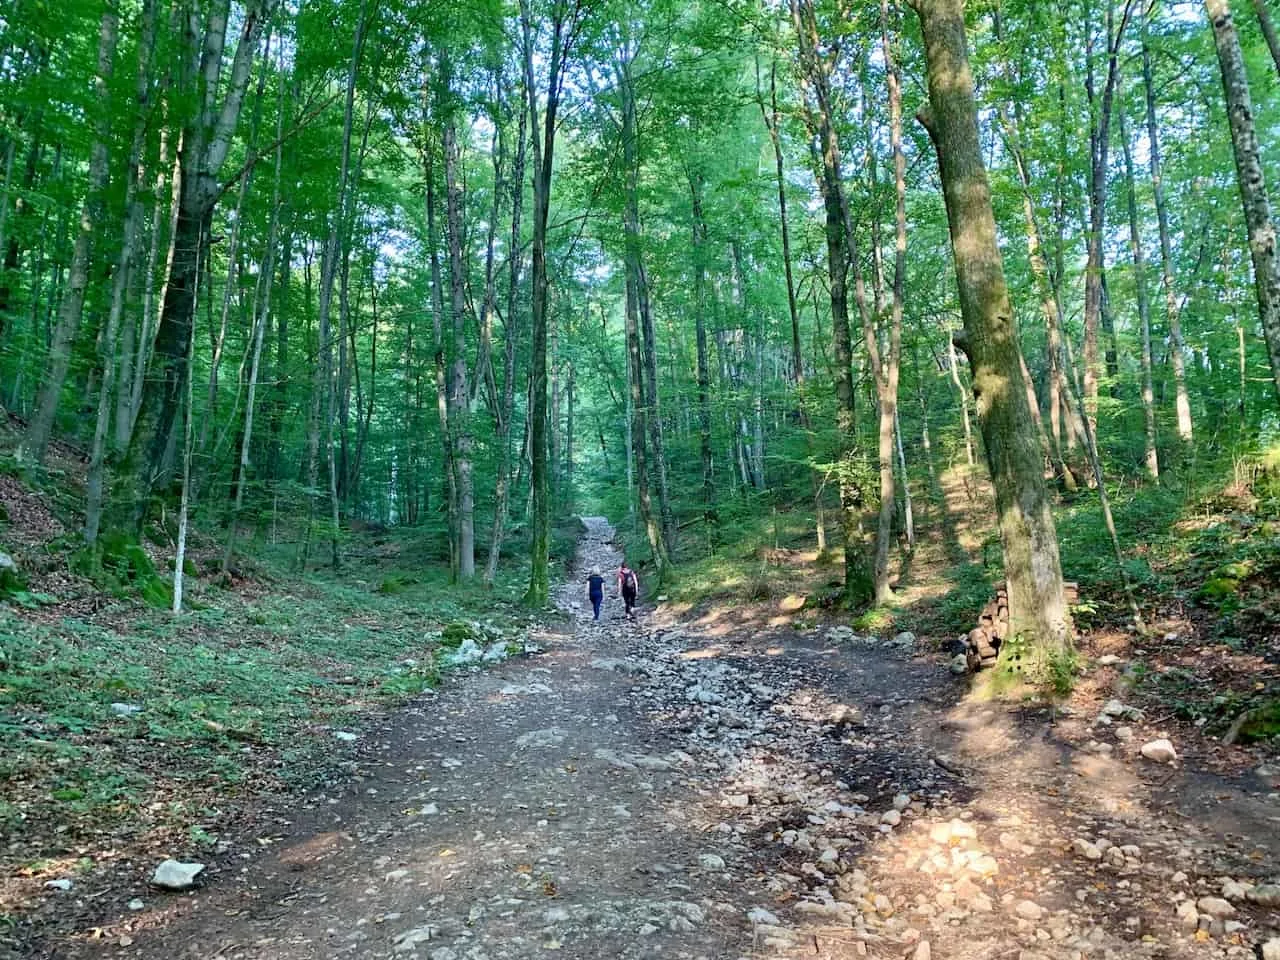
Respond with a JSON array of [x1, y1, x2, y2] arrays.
[[28, 518, 1280, 960]]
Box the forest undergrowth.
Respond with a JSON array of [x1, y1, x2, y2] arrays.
[[643, 444, 1280, 750], [0, 427, 578, 924]]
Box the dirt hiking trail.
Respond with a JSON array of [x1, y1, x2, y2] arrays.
[[27, 519, 1280, 960]]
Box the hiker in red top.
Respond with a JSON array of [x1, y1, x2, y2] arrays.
[[617, 560, 639, 620]]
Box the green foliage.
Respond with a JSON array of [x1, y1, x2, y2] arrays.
[[72, 534, 173, 609]]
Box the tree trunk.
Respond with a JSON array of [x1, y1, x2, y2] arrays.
[[22, 6, 119, 463], [223, 49, 287, 573], [867, 0, 906, 606], [760, 61, 803, 386], [87, 0, 159, 544], [619, 49, 669, 573], [443, 112, 475, 579], [910, 0, 1074, 665], [519, 0, 575, 606], [484, 80, 525, 586], [792, 0, 872, 607], [688, 171, 715, 517], [1118, 90, 1159, 479], [1142, 21, 1193, 442], [1253, 0, 1280, 78], [118, 0, 278, 532], [1081, 0, 1134, 415], [1205, 0, 1280, 408]]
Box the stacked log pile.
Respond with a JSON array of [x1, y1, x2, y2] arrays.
[[965, 581, 1079, 672]]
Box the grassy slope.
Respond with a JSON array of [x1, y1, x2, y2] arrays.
[[0, 443, 577, 913]]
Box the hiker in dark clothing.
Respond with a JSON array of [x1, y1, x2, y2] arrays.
[[617, 560, 639, 620], [587, 566, 605, 621]]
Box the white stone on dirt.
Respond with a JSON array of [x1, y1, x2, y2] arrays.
[[447, 638, 484, 665], [1140, 739, 1177, 763], [333, 730, 358, 742], [881, 810, 901, 827], [1097, 654, 1125, 666], [482, 641, 509, 662], [1248, 884, 1280, 907], [1220, 879, 1250, 901], [893, 631, 916, 647], [697, 854, 725, 871], [110, 702, 142, 717], [1114, 725, 1134, 742], [127, 898, 144, 911], [515, 727, 565, 749], [151, 860, 204, 891], [1014, 900, 1043, 921], [747, 906, 781, 926], [1072, 839, 1102, 860], [498, 682, 552, 696], [44, 879, 72, 892], [893, 793, 911, 811], [1195, 896, 1235, 918], [393, 926, 440, 951], [1175, 899, 1199, 930]]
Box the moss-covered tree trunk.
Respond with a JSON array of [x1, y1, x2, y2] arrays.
[[909, 0, 1073, 663]]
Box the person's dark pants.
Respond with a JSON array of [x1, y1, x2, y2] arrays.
[[590, 594, 602, 620], [622, 587, 637, 618]]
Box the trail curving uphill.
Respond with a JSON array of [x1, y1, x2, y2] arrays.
[[42, 519, 1279, 960]]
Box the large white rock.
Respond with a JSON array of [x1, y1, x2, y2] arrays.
[[1139, 738, 1177, 763], [151, 859, 205, 891], [1260, 937, 1280, 960]]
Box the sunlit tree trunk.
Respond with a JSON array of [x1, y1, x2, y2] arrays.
[[1142, 21, 1193, 442], [1205, 0, 1280, 408], [910, 0, 1074, 662], [1118, 92, 1159, 479]]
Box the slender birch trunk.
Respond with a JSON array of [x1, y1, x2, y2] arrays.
[[1142, 20, 1193, 442], [1205, 0, 1280, 408]]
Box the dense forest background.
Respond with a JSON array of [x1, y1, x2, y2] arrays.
[[0, 0, 1278, 632]]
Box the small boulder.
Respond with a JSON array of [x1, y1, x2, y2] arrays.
[[949, 654, 968, 675], [1194, 896, 1235, 919], [151, 859, 205, 891], [1175, 899, 1199, 930], [1260, 937, 1280, 960], [1014, 900, 1043, 921], [110, 702, 143, 717], [44, 879, 73, 892], [1247, 884, 1280, 907], [1139, 738, 1177, 763]]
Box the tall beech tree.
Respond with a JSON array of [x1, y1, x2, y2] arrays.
[[909, 0, 1074, 662]]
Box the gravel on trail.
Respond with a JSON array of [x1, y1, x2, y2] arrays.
[[31, 518, 1279, 960]]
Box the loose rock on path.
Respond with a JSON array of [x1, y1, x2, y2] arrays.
[[32, 518, 1279, 959]]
